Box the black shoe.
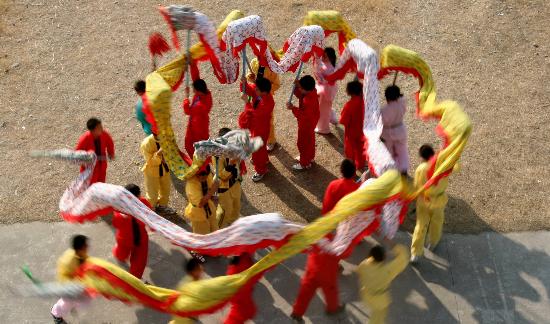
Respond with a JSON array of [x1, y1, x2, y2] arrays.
[[290, 313, 304, 323], [189, 251, 206, 263], [326, 304, 346, 315], [52, 314, 66, 324]]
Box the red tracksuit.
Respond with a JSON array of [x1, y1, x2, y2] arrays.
[[292, 251, 340, 316], [238, 82, 274, 175], [112, 197, 151, 279], [291, 89, 320, 167], [292, 178, 359, 316], [224, 254, 260, 324], [75, 130, 115, 184], [183, 92, 212, 157], [340, 95, 366, 171], [321, 178, 361, 214]]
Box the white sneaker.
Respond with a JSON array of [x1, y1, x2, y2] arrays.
[[315, 128, 331, 135], [410, 255, 420, 264], [251, 172, 265, 182], [427, 242, 438, 252], [292, 163, 311, 171], [266, 143, 277, 152]]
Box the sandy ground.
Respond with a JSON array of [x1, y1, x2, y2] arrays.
[[0, 0, 549, 233]]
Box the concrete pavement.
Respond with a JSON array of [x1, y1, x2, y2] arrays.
[[1, 221, 549, 324]]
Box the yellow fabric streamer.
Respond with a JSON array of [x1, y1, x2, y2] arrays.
[[156, 10, 245, 88], [150, 9, 358, 180], [147, 10, 245, 179], [108, 13, 471, 316], [145, 71, 202, 179], [303, 10, 356, 49], [172, 169, 404, 313], [78, 170, 405, 315], [379, 45, 472, 198]]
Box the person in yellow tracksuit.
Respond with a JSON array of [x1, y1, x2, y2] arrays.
[[184, 163, 219, 234], [140, 134, 175, 214], [212, 128, 243, 229], [51, 235, 92, 324], [247, 57, 281, 151], [357, 244, 408, 324], [410, 144, 453, 262], [169, 258, 204, 324]]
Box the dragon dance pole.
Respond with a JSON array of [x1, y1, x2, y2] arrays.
[[241, 46, 247, 95], [245, 56, 253, 72], [185, 29, 192, 88], [288, 61, 304, 104], [392, 71, 398, 85]]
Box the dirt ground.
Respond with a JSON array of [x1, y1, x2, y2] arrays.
[[0, 0, 549, 233]]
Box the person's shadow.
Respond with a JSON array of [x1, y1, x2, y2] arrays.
[[258, 247, 368, 323], [260, 160, 321, 223], [387, 196, 548, 323], [320, 125, 345, 155], [241, 191, 262, 216], [111, 195, 550, 324], [135, 243, 185, 324], [400, 195, 491, 234], [424, 197, 546, 324], [170, 171, 186, 197], [274, 146, 337, 207]]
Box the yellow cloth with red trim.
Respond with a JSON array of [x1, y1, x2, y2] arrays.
[[65, 12, 471, 318]]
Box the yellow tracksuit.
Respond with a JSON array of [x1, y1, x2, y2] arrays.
[[184, 173, 219, 234], [140, 135, 171, 208], [212, 158, 242, 228], [357, 245, 408, 324], [57, 249, 85, 282], [169, 276, 196, 324], [411, 162, 450, 257], [247, 58, 280, 145]]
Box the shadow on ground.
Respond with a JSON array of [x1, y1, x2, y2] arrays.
[[400, 195, 492, 234], [389, 197, 548, 323], [260, 156, 322, 222], [274, 146, 336, 206], [93, 183, 550, 323], [322, 125, 345, 155]]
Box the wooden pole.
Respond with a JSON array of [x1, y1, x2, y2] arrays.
[[245, 55, 253, 73], [392, 71, 398, 85], [185, 29, 191, 88], [241, 47, 247, 95], [288, 61, 304, 104]]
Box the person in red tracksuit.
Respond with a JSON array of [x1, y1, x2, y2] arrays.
[[339, 81, 367, 172], [322, 159, 361, 214], [112, 184, 150, 279], [238, 77, 274, 182], [224, 253, 261, 324], [183, 79, 212, 157], [75, 117, 115, 184], [289, 160, 358, 322], [290, 251, 342, 322], [286, 75, 320, 171]]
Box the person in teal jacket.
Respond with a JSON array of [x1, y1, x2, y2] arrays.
[[134, 80, 153, 136]]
